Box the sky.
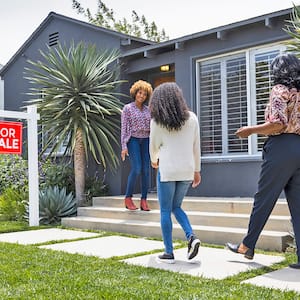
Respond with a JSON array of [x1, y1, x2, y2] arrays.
[[0, 0, 299, 66]]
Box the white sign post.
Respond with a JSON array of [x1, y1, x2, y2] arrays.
[[0, 106, 40, 226]]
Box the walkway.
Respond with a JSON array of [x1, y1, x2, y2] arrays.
[[0, 228, 299, 293]]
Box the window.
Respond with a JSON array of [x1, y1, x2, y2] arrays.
[[43, 129, 69, 157], [197, 45, 285, 158], [252, 49, 280, 152]]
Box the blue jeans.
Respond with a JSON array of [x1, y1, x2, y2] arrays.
[[125, 137, 150, 199], [157, 171, 193, 254]]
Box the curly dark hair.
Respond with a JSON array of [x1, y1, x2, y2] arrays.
[[129, 80, 153, 101], [271, 53, 300, 90], [149, 82, 190, 131]]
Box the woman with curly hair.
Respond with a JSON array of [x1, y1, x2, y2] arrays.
[[121, 80, 153, 211], [149, 82, 201, 263], [226, 53, 300, 269]]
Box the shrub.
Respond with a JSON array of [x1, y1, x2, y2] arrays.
[[0, 188, 28, 221], [0, 155, 28, 194], [39, 159, 75, 194], [85, 171, 108, 203], [38, 185, 77, 225]]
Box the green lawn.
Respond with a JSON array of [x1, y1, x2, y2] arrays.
[[0, 221, 299, 300]]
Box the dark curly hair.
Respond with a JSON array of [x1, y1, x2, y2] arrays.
[[149, 82, 190, 131], [271, 53, 300, 90]]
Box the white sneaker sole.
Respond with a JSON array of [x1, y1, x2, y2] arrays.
[[156, 257, 175, 264], [187, 239, 201, 260]]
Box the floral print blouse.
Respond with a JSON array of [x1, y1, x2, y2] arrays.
[[265, 84, 300, 135], [121, 102, 151, 150]]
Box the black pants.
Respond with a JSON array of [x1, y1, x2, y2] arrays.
[[243, 134, 300, 261]]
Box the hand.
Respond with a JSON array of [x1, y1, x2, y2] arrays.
[[151, 160, 159, 169], [121, 149, 128, 161], [192, 172, 201, 188], [235, 126, 253, 138]]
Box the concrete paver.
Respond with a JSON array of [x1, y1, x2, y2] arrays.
[[0, 228, 98, 244], [123, 246, 284, 279], [0, 229, 299, 294], [40, 236, 165, 258], [242, 267, 300, 293]]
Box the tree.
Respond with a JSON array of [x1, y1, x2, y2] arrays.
[[25, 42, 124, 206], [284, 4, 300, 54], [72, 0, 169, 42]]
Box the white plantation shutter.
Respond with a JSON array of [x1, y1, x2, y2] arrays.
[[197, 45, 285, 157], [199, 62, 222, 154], [226, 56, 248, 153], [254, 50, 280, 151]]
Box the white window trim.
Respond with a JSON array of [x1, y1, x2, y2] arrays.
[[196, 42, 287, 162]]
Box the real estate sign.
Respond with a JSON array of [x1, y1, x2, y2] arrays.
[[0, 121, 23, 154]]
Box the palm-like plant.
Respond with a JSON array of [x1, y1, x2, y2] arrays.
[[284, 4, 300, 53], [25, 42, 125, 206]]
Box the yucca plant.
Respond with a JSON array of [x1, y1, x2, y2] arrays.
[[25, 41, 125, 206], [284, 4, 300, 53], [38, 186, 77, 225]]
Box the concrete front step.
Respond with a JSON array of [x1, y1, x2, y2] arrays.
[[77, 206, 291, 232], [61, 195, 292, 252], [92, 196, 290, 216], [61, 216, 291, 252]]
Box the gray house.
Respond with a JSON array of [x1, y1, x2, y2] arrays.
[[0, 8, 293, 197], [0, 64, 3, 110]]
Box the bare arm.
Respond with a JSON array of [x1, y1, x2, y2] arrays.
[[235, 122, 285, 138]]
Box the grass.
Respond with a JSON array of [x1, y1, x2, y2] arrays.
[[0, 221, 299, 300]]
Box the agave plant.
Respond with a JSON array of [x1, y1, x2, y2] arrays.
[[38, 185, 77, 225]]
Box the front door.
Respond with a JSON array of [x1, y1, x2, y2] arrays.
[[153, 75, 175, 88]]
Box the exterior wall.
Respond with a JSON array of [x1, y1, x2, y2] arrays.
[[0, 64, 3, 110], [123, 12, 291, 197], [2, 18, 126, 111], [1, 17, 135, 196], [0, 11, 293, 198], [175, 18, 289, 197]]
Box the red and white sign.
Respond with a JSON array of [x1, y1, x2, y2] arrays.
[[0, 121, 23, 154]]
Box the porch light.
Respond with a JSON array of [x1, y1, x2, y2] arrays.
[[160, 65, 170, 72]]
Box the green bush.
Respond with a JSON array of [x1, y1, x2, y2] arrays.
[[85, 171, 108, 203], [39, 159, 75, 194], [38, 185, 77, 225], [0, 188, 28, 221], [0, 156, 108, 213], [0, 155, 28, 194]]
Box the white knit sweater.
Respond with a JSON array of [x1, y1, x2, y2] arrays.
[[149, 112, 201, 182]]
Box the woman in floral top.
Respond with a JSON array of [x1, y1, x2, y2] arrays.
[[121, 80, 153, 211], [226, 53, 300, 269]]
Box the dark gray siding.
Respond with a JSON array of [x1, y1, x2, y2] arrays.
[[122, 11, 291, 197], [0, 9, 293, 198]]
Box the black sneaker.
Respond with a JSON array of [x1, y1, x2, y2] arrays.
[[157, 253, 175, 264], [187, 235, 201, 260]]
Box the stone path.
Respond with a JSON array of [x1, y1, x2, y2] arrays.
[[0, 228, 299, 293]]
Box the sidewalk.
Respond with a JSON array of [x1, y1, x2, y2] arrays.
[[0, 228, 299, 293]]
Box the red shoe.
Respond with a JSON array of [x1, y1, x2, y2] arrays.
[[140, 199, 150, 211], [125, 197, 138, 210]]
